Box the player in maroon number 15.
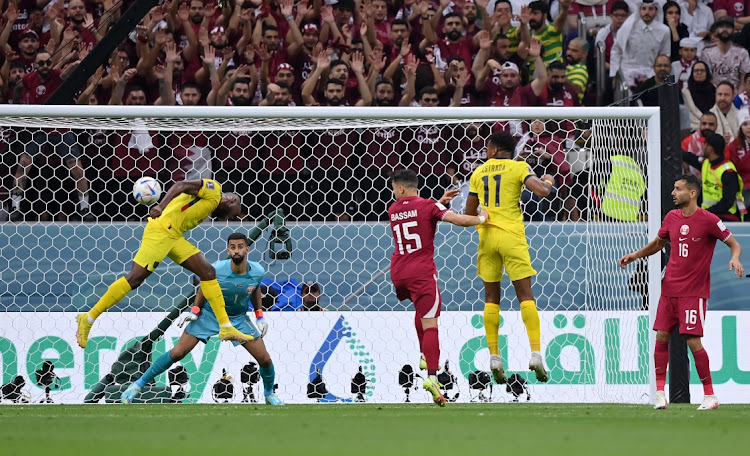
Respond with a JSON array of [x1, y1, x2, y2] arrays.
[[619, 174, 743, 411], [388, 169, 489, 407]]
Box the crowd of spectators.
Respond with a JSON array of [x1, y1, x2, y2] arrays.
[[0, 0, 750, 223]]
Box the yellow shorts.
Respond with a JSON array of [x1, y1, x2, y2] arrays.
[[477, 226, 536, 283], [132, 220, 201, 272]]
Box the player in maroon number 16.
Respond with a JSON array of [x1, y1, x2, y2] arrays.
[[388, 169, 489, 407], [619, 174, 743, 411]]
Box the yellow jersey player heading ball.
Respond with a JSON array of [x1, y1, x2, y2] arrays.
[[76, 179, 255, 348], [464, 131, 555, 384]]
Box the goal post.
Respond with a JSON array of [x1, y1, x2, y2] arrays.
[[0, 105, 661, 404]]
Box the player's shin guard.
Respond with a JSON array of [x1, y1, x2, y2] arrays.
[[483, 303, 500, 356], [259, 363, 276, 396], [654, 340, 669, 391], [422, 327, 440, 376], [200, 279, 231, 326], [414, 314, 425, 352], [520, 300, 541, 352], [89, 277, 132, 320], [692, 348, 714, 396], [135, 351, 175, 388]]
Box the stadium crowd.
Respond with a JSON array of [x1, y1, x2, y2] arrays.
[[1, 0, 750, 223]]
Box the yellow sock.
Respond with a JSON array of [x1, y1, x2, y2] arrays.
[[89, 277, 132, 320], [520, 300, 541, 352], [201, 279, 231, 326], [483, 303, 500, 356]]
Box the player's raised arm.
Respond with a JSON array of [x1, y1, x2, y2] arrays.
[[619, 237, 668, 269], [150, 180, 205, 218], [443, 207, 489, 227], [525, 173, 555, 198], [723, 235, 744, 278]]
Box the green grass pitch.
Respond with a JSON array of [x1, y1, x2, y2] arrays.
[[1, 404, 749, 455]]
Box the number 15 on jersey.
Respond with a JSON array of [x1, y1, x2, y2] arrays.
[[394, 221, 423, 254]]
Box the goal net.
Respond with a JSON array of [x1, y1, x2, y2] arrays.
[[0, 105, 660, 404]]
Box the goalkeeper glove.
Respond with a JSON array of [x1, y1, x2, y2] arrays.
[[255, 310, 268, 338], [178, 306, 201, 328]]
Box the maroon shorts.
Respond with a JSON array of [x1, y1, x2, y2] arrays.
[[653, 295, 707, 336], [392, 274, 442, 319]]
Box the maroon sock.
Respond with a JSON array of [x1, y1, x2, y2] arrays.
[[692, 348, 714, 396], [654, 340, 669, 391], [423, 327, 440, 376], [415, 314, 424, 353]]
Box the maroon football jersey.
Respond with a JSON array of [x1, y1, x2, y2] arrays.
[[658, 208, 732, 298], [389, 196, 449, 280]]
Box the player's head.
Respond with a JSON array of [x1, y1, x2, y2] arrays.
[[180, 82, 202, 106], [391, 168, 419, 199], [672, 174, 701, 208], [698, 112, 717, 138], [213, 192, 242, 221], [703, 132, 726, 160], [487, 131, 516, 159], [227, 232, 250, 265]]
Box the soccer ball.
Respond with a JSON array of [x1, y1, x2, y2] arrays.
[[132, 177, 162, 205]]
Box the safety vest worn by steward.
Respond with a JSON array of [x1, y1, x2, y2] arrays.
[[701, 159, 747, 220], [602, 155, 646, 222]]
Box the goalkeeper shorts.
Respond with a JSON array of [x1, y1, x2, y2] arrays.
[[186, 310, 262, 346]]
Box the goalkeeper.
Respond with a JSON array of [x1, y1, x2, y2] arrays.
[[122, 232, 284, 405], [76, 179, 253, 348]]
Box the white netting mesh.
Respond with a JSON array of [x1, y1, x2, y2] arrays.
[[0, 107, 658, 404]]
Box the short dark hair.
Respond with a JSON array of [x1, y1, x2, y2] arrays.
[[488, 131, 516, 156], [391, 18, 409, 29], [418, 86, 438, 98], [231, 78, 251, 90], [329, 59, 347, 70], [528, 0, 548, 15], [391, 169, 419, 188], [376, 80, 394, 90], [227, 232, 249, 245], [335, 0, 354, 11], [444, 12, 463, 22], [181, 81, 201, 93], [127, 85, 146, 95], [717, 80, 735, 92], [677, 174, 701, 194], [10, 60, 25, 71], [548, 60, 567, 72], [494, 33, 510, 44], [275, 80, 290, 90], [610, 0, 629, 14], [263, 25, 279, 35], [326, 78, 345, 90]]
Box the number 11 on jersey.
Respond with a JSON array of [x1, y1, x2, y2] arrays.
[[482, 174, 502, 207]]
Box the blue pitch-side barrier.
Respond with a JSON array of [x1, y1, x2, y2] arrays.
[[1, 222, 748, 311]]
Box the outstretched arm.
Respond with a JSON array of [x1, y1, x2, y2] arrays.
[[619, 237, 668, 269], [442, 207, 489, 227], [150, 180, 205, 218]]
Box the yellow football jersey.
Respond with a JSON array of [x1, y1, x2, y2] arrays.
[[469, 158, 534, 233], [153, 179, 222, 237]]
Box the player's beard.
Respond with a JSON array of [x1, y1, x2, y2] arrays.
[[549, 81, 563, 92], [231, 254, 245, 265], [231, 96, 250, 106], [717, 32, 732, 43], [529, 19, 543, 30], [447, 30, 462, 41], [700, 129, 713, 139]]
